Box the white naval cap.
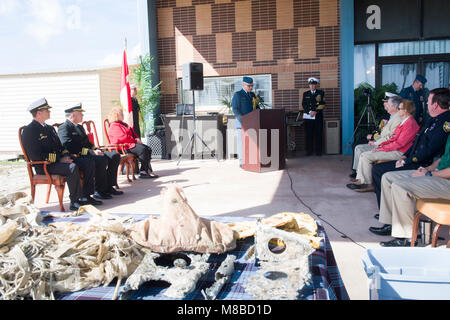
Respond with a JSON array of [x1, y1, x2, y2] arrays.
[[308, 77, 319, 84], [27, 98, 52, 113], [382, 92, 400, 101]]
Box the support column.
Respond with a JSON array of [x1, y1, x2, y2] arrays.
[[340, 0, 354, 155], [140, 0, 162, 125]]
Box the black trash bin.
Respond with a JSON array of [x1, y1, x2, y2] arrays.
[[146, 129, 167, 159]]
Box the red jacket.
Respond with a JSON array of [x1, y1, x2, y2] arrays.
[[108, 121, 138, 150], [378, 116, 420, 153]]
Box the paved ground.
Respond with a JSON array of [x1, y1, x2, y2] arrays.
[[5, 155, 449, 300]]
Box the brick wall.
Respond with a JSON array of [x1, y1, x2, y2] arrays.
[[156, 0, 341, 151]]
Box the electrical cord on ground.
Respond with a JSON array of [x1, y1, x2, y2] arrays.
[[286, 168, 367, 250]]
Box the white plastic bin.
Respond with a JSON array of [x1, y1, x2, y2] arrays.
[[362, 248, 450, 300]]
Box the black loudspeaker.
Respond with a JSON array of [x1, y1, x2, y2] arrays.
[[182, 62, 204, 90]]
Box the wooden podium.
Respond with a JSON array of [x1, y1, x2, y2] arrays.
[[241, 109, 286, 172]]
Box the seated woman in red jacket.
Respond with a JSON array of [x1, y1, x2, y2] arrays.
[[347, 99, 420, 190], [107, 108, 158, 179]]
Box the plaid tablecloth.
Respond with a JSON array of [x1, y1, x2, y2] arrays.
[[41, 212, 349, 300]]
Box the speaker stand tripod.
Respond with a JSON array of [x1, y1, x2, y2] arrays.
[[344, 94, 378, 150], [177, 91, 220, 165]]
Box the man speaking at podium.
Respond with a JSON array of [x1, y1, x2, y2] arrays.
[[232, 76, 259, 167]]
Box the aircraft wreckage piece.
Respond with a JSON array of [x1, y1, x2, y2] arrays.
[[243, 220, 315, 300], [119, 252, 211, 299], [126, 184, 237, 254], [201, 255, 236, 300]]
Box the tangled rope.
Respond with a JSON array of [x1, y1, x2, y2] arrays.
[[0, 193, 147, 300]]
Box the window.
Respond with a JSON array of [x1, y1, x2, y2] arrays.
[[379, 40, 450, 57], [354, 44, 375, 88], [425, 62, 450, 89], [179, 74, 272, 113], [381, 64, 417, 91]]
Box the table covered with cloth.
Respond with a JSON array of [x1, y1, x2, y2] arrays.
[[41, 212, 349, 300]]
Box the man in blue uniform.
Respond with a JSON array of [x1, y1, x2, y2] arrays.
[[302, 77, 326, 156], [21, 98, 97, 211], [58, 103, 123, 200], [369, 87, 450, 236], [232, 76, 258, 166], [400, 74, 427, 125]]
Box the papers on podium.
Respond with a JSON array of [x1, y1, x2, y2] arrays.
[[303, 113, 316, 120]]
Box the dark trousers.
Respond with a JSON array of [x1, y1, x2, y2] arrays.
[[102, 151, 121, 191], [372, 161, 420, 208], [128, 143, 153, 173], [72, 157, 96, 197], [305, 114, 323, 155], [77, 152, 120, 194], [36, 162, 82, 203]]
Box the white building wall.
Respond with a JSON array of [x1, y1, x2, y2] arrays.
[[98, 67, 122, 144], [0, 71, 102, 152]]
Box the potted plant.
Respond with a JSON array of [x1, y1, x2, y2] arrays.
[[131, 54, 162, 136]]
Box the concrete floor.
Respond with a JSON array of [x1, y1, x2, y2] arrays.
[[35, 154, 449, 300]]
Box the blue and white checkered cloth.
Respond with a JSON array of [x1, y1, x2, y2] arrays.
[[41, 213, 349, 300]]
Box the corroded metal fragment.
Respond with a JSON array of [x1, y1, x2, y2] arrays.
[[243, 221, 315, 300], [119, 252, 211, 299], [201, 255, 236, 300]]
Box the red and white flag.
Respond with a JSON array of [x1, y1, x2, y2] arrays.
[[120, 49, 133, 126]]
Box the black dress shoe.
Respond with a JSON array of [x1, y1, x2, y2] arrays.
[[346, 183, 370, 190], [349, 171, 357, 179], [374, 214, 379, 220], [80, 196, 103, 206], [139, 173, 151, 179], [148, 172, 159, 179], [369, 224, 392, 236], [69, 202, 82, 211], [109, 187, 124, 196], [380, 238, 414, 247], [93, 191, 112, 200]]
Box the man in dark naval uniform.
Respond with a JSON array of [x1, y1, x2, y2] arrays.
[[369, 87, 450, 237], [302, 77, 326, 156], [130, 84, 141, 138], [400, 74, 427, 126], [21, 98, 97, 211], [232, 76, 258, 166], [57, 103, 123, 200]]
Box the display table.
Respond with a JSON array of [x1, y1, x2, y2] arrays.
[[41, 213, 349, 300]]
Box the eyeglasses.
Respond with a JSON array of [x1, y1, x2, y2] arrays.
[[398, 107, 406, 110]]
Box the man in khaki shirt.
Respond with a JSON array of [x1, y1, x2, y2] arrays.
[[350, 94, 403, 178], [372, 135, 450, 247]]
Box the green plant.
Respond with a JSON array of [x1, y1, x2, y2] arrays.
[[220, 96, 232, 113], [131, 54, 162, 135], [353, 82, 398, 141]]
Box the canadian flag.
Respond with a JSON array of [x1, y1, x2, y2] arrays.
[[120, 49, 133, 126]]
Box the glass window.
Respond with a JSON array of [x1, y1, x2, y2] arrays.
[[381, 64, 417, 91], [425, 62, 450, 90], [379, 40, 450, 57], [354, 44, 375, 88], [180, 74, 272, 113]]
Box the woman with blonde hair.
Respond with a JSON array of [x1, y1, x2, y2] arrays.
[[107, 108, 158, 179]]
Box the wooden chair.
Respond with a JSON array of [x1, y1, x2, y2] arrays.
[[19, 126, 67, 212], [100, 119, 137, 183], [411, 198, 450, 248]]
